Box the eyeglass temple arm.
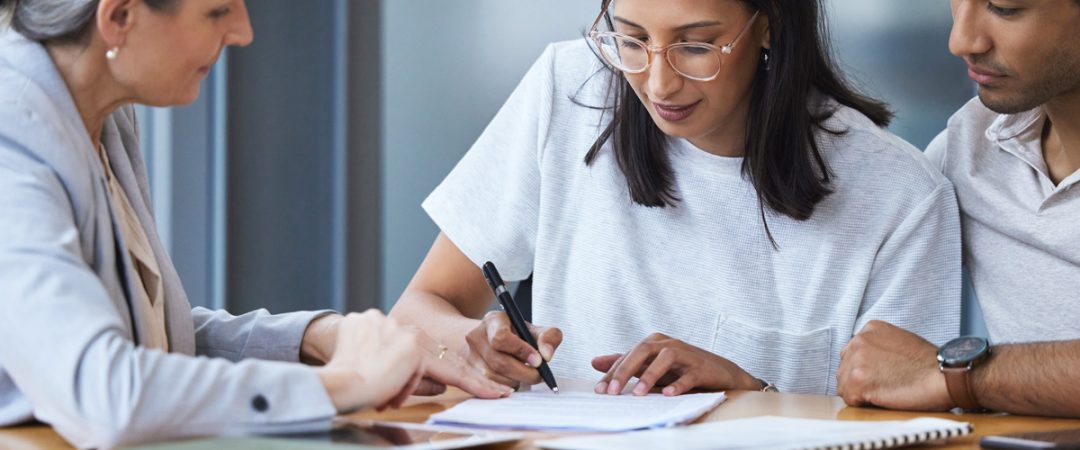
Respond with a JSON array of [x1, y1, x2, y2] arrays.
[[589, 0, 614, 33], [722, 10, 761, 54]]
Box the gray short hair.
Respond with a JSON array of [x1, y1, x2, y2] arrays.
[[4, 0, 177, 44]]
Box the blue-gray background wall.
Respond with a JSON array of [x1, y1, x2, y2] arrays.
[[138, 1, 976, 327]]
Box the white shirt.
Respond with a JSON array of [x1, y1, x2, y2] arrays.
[[926, 98, 1080, 344], [424, 39, 961, 395]]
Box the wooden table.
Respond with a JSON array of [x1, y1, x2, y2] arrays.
[[3, 390, 1080, 449]]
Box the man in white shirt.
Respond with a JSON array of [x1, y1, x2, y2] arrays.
[[835, 0, 1080, 417]]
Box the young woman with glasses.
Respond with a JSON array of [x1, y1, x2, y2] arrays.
[[392, 0, 961, 397]]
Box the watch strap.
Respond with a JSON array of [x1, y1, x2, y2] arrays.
[[942, 365, 980, 409]]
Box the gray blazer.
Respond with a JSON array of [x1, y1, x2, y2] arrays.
[[0, 30, 335, 449]]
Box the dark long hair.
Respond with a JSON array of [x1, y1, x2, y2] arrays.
[[583, 0, 892, 246]]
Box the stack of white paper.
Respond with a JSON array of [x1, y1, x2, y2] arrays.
[[428, 390, 726, 432]]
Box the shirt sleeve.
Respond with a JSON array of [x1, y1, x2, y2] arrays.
[[923, 130, 949, 173], [853, 182, 962, 346], [420, 44, 558, 282], [0, 148, 335, 449], [191, 307, 337, 362]]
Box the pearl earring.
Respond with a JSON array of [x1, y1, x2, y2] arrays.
[[106, 47, 119, 60]]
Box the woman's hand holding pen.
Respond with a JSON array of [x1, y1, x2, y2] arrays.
[[592, 332, 762, 396], [465, 310, 563, 389], [316, 310, 511, 414]]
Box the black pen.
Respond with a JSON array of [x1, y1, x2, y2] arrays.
[[481, 261, 559, 395]]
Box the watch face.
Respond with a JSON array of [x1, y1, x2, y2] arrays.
[[939, 336, 989, 367]]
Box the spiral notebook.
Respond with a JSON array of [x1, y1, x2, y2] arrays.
[[537, 416, 972, 450]]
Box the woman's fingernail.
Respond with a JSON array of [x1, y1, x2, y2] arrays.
[[607, 380, 621, 395], [541, 345, 554, 360], [633, 383, 648, 395], [663, 386, 676, 396], [527, 353, 542, 367], [595, 381, 607, 393]]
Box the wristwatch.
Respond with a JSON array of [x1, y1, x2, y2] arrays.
[[756, 377, 779, 393], [937, 336, 991, 410]]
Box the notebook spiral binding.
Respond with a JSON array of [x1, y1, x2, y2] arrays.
[[810, 422, 973, 450]]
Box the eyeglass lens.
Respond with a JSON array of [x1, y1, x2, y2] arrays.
[[595, 35, 721, 80]]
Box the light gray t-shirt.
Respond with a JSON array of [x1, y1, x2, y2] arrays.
[[424, 40, 961, 395], [926, 98, 1080, 344]]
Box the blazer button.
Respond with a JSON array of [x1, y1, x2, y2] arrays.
[[251, 394, 270, 413]]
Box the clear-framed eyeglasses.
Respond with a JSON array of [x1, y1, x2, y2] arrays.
[[587, 0, 760, 82]]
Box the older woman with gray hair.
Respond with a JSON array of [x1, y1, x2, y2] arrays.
[[0, 0, 512, 448]]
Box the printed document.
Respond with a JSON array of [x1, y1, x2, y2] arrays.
[[428, 388, 725, 432]]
